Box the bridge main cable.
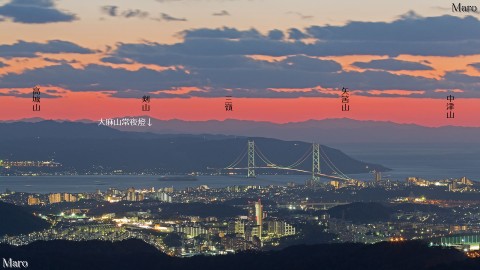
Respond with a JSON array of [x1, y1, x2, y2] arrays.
[[319, 145, 352, 180], [284, 147, 313, 169], [225, 147, 247, 169]]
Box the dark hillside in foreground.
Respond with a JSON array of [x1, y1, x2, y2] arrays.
[[0, 239, 475, 270], [0, 201, 50, 236]]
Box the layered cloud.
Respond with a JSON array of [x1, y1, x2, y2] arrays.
[[0, 64, 193, 91], [0, 13, 479, 99], [1, 57, 478, 98], [352, 59, 433, 71], [0, 89, 61, 98], [168, 14, 480, 57], [0, 0, 77, 23], [0, 40, 95, 58]]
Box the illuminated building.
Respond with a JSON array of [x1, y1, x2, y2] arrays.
[[153, 224, 174, 233], [448, 182, 457, 191], [48, 193, 62, 204], [255, 199, 263, 234], [227, 220, 245, 235], [226, 186, 242, 192], [126, 188, 135, 201], [245, 225, 261, 242], [221, 235, 260, 251], [235, 220, 245, 235], [152, 192, 172, 202], [175, 225, 207, 238], [27, 195, 40, 205], [64, 193, 77, 202], [0, 160, 62, 168], [105, 195, 122, 203], [460, 176, 473, 185], [406, 177, 433, 187], [126, 188, 144, 201], [435, 235, 480, 251], [163, 187, 174, 193], [330, 180, 340, 189], [247, 200, 264, 239], [107, 188, 121, 196], [267, 220, 296, 236]]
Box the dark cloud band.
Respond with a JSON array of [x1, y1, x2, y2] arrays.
[[0, 0, 77, 24]]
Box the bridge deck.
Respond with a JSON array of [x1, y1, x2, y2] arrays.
[[224, 166, 353, 181]]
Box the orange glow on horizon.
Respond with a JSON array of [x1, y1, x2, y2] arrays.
[[0, 90, 479, 127]]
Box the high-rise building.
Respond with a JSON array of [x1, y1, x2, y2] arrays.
[[283, 222, 295, 236], [48, 193, 62, 204], [245, 225, 261, 242], [125, 188, 145, 202], [375, 171, 382, 182], [267, 220, 296, 236], [449, 182, 457, 192], [255, 199, 263, 235], [460, 176, 473, 185], [64, 193, 77, 202], [228, 220, 245, 235], [152, 191, 172, 202], [235, 220, 245, 235], [126, 187, 136, 201]]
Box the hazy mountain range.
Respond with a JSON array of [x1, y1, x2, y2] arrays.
[[4, 117, 478, 144], [116, 118, 480, 144]]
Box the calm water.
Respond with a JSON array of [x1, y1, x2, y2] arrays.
[[330, 143, 480, 181], [0, 175, 321, 194], [1, 143, 478, 193]]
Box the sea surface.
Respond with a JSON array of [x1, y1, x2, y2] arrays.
[[1, 143, 478, 194]]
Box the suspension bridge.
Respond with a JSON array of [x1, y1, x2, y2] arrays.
[[223, 140, 359, 183]]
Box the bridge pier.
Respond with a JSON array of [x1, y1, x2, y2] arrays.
[[312, 143, 320, 183], [247, 140, 256, 178]]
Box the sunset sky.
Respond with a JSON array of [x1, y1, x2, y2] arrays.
[[0, 0, 479, 126]]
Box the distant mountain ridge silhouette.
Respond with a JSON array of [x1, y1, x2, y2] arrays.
[[4, 117, 477, 143]]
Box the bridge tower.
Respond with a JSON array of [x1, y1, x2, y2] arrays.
[[312, 143, 320, 182], [247, 140, 256, 178]]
